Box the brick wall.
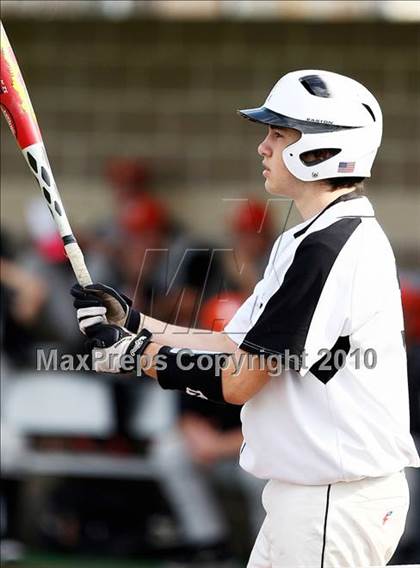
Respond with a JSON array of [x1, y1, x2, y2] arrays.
[[1, 19, 419, 247]]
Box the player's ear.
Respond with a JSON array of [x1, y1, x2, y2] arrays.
[[300, 149, 340, 165]]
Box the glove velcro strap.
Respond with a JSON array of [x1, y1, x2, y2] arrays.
[[121, 328, 153, 373], [156, 346, 227, 404], [126, 309, 141, 333]]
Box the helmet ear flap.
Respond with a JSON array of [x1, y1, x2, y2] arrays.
[[300, 148, 342, 167]]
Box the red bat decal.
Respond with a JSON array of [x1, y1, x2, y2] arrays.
[[0, 23, 42, 149]]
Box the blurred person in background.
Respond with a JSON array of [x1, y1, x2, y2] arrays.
[[121, 200, 274, 559], [84, 158, 158, 294], [0, 229, 47, 565], [74, 187, 178, 444], [96, 159, 201, 318], [132, 237, 241, 561], [109, 218, 259, 560], [113, 192, 170, 312], [392, 279, 420, 563], [224, 200, 275, 297], [84, 158, 155, 291], [0, 229, 47, 369], [106, 158, 153, 202], [179, 293, 266, 552], [21, 199, 86, 354], [94, 190, 200, 442], [143, 283, 260, 562], [401, 280, 420, 439]]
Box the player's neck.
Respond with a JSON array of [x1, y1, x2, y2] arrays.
[[294, 186, 357, 221]]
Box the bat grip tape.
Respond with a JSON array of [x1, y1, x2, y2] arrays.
[[64, 241, 92, 286]]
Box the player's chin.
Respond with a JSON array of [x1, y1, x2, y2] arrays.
[[264, 177, 291, 198], [264, 179, 280, 196]]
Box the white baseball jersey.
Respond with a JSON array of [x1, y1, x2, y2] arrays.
[[225, 193, 420, 485]]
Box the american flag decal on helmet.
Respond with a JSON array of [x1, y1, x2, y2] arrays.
[[338, 161, 356, 173]]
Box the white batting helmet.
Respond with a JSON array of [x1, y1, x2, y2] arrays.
[[239, 70, 382, 182]]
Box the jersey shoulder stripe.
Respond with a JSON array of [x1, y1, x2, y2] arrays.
[[240, 217, 362, 361]]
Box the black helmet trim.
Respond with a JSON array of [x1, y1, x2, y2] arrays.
[[238, 106, 356, 134]]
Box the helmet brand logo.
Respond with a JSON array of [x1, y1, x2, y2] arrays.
[[306, 118, 334, 125], [312, 172, 319, 178]]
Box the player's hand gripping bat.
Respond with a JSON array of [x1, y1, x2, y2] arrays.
[[0, 21, 92, 286]]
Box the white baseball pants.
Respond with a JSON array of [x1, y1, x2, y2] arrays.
[[247, 470, 409, 567]]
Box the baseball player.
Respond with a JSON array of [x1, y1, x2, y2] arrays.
[[71, 70, 420, 566]]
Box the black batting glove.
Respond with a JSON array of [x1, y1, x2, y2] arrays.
[[71, 282, 141, 335], [86, 323, 152, 374]]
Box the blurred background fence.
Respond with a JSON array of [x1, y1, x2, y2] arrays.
[[1, 1, 419, 255]]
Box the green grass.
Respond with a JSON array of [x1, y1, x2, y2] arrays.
[[14, 551, 161, 568]]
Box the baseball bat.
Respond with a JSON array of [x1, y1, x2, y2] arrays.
[[0, 21, 92, 286]]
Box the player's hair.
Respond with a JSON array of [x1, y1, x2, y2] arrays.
[[327, 177, 365, 193]]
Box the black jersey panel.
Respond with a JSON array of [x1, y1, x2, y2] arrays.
[[240, 217, 361, 365]]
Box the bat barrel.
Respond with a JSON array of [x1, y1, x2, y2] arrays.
[[0, 22, 42, 149], [1, 21, 92, 287]]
